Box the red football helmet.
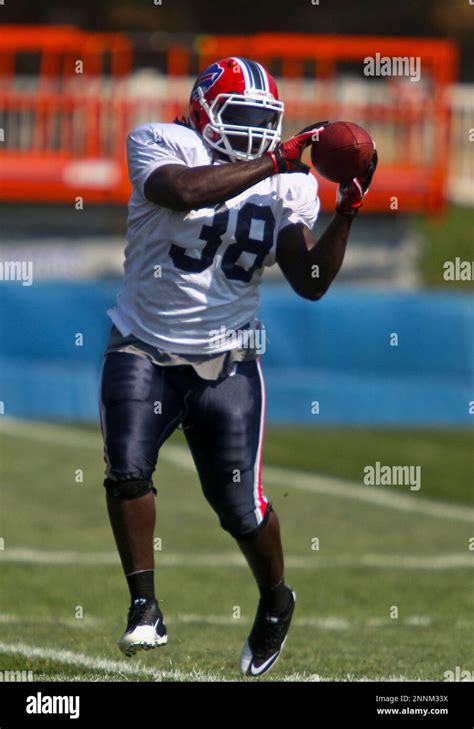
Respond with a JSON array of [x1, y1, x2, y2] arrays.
[[189, 57, 284, 162]]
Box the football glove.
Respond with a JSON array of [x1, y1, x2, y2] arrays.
[[336, 149, 378, 216], [267, 121, 329, 174]]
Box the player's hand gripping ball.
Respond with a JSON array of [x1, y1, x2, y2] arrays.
[[334, 149, 378, 216], [268, 121, 329, 174], [310, 120, 378, 216]]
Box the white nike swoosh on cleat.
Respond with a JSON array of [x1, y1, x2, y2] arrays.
[[249, 650, 280, 676]]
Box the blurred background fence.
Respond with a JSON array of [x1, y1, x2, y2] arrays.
[[0, 27, 464, 211]]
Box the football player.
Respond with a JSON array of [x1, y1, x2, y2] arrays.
[[100, 57, 377, 677]]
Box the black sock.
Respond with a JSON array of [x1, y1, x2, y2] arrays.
[[126, 569, 155, 603], [259, 579, 290, 613]]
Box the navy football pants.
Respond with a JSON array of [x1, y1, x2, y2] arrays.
[[99, 352, 269, 538]]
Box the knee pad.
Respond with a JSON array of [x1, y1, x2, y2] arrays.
[[228, 502, 273, 540], [103, 477, 157, 500]]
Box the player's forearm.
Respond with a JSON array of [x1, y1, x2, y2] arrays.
[[302, 212, 353, 298], [145, 156, 275, 211], [278, 212, 353, 301]]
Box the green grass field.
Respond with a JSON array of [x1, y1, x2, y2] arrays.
[[0, 419, 472, 682]]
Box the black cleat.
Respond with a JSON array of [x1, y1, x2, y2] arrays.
[[117, 597, 167, 657], [240, 587, 296, 677]]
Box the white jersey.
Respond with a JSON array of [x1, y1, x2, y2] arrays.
[[108, 122, 320, 354]]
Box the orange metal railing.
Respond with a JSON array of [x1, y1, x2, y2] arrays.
[[0, 28, 458, 212], [0, 26, 132, 202]]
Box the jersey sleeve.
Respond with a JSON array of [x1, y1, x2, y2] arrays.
[[126, 123, 192, 196], [278, 172, 320, 232]]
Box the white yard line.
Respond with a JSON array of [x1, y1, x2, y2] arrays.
[[0, 641, 423, 682], [174, 614, 362, 630], [0, 549, 120, 566], [0, 611, 436, 632], [0, 547, 472, 569], [0, 641, 320, 681], [106, 445, 474, 523], [0, 419, 100, 450], [0, 614, 102, 628], [0, 641, 225, 682], [2, 418, 473, 524]]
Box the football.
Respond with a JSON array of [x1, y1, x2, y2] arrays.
[[310, 121, 375, 183]]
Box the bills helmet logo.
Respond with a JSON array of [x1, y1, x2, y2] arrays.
[[191, 62, 224, 102]]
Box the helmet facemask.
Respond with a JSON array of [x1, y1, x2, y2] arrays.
[[197, 89, 284, 162]]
